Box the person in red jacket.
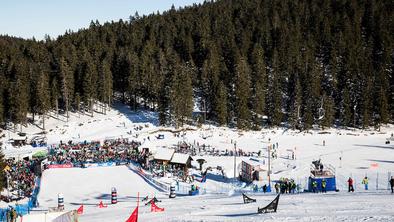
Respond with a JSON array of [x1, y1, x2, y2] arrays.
[[348, 177, 354, 192]]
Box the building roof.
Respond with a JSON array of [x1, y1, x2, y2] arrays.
[[153, 148, 175, 161], [243, 158, 265, 167], [12, 135, 27, 141], [171, 153, 193, 165]]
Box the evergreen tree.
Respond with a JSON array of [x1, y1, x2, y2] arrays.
[[8, 62, 29, 129], [289, 75, 302, 129], [0, 74, 4, 124], [235, 57, 251, 129], [170, 62, 194, 127], [0, 0, 392, 130], [250, 44, 267, 125], [215, 81, 228, 126], [127, 52, 139, 111], [59, 57, 72, 118], [36, 70, 50, 129]]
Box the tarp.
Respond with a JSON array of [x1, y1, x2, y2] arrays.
[[32, 150, 48, 159]]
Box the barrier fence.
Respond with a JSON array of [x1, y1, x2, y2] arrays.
[[0, 177, 41, 221], [127, 162, 170, 192]]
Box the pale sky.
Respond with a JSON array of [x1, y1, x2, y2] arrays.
[[0, 0, 206, 40]]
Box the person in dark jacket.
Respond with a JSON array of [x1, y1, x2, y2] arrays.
[[348, 177, 354, 192], [390, 176, 394, 193], [262, 184, 267, 193], [274, 183, 279, 194]]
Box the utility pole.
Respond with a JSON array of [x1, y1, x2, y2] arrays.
[[268, 144, 271, 186], [234, 142, 237, 180]]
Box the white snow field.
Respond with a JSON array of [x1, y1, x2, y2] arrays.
[[32, 165, 394, 222], [1, 103, 393, 221]]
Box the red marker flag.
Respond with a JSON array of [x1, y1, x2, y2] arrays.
[[151, 201, 165, 212], [77, 205, 84, 215], [125, 206, 139, 222], [98, 201, 108, 208]]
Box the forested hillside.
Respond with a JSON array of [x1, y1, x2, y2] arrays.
[[0, 0, 393, 130]]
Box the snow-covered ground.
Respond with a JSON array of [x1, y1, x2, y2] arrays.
[[31, 166, 394, 222], [1, 103, 394, 221]]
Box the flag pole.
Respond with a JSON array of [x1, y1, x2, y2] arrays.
[[137, 192, 139, 208]]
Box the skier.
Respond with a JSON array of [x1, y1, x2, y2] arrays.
[[321, 179, 327, 193], [390, 176, 394, 193], [348, 177, 354, 192], [361, 177, 369, 190], [263, 184, 267, 193], [312, 181, 318, 193], [274, 183, 280, 194], [323, 140, 325, 146]]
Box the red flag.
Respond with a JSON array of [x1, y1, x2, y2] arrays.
[[98, 201, 108, 208], [77, 205, 84, 215], [151, 201, 165, 212], [370, 163, 379, 169], [125, 207, 139, 222]]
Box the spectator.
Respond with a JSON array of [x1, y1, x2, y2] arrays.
[[348, 177, 354, 192], [362, 177, 368, 190]]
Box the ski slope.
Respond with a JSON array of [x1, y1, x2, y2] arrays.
[[1, 103, 393, 221], [37, 166, 165, 222], [33, 165, 394, 222]]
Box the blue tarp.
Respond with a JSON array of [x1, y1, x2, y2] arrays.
[[308, 176, 337, 192]]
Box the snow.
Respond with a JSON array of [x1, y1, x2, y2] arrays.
[[154, 148, 175, 161], [170, 153, 192, 165], [33, 165, 394, 222], [1, 103, 393, 221], [243, 157, 265, 167]]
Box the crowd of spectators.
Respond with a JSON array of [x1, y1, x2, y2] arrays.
[[2, 159, 38, 202], [274, 177, 299, 194], [46, 139, 141, 165], [175, 141, 258, 157]]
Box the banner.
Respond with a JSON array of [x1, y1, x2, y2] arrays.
[[48, 164, 73, 169], [84, 162, 115, 168]]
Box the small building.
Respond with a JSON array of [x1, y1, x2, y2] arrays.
[[11, 135, 28, 147], [153, 148, 175, 165], [170, 153, 193, 172], [240, 158, 266, 183]]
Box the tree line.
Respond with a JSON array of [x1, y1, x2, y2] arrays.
[[0, 0, 393, 130]]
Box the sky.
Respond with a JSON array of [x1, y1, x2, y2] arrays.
[[0, 0, 206, 40]]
